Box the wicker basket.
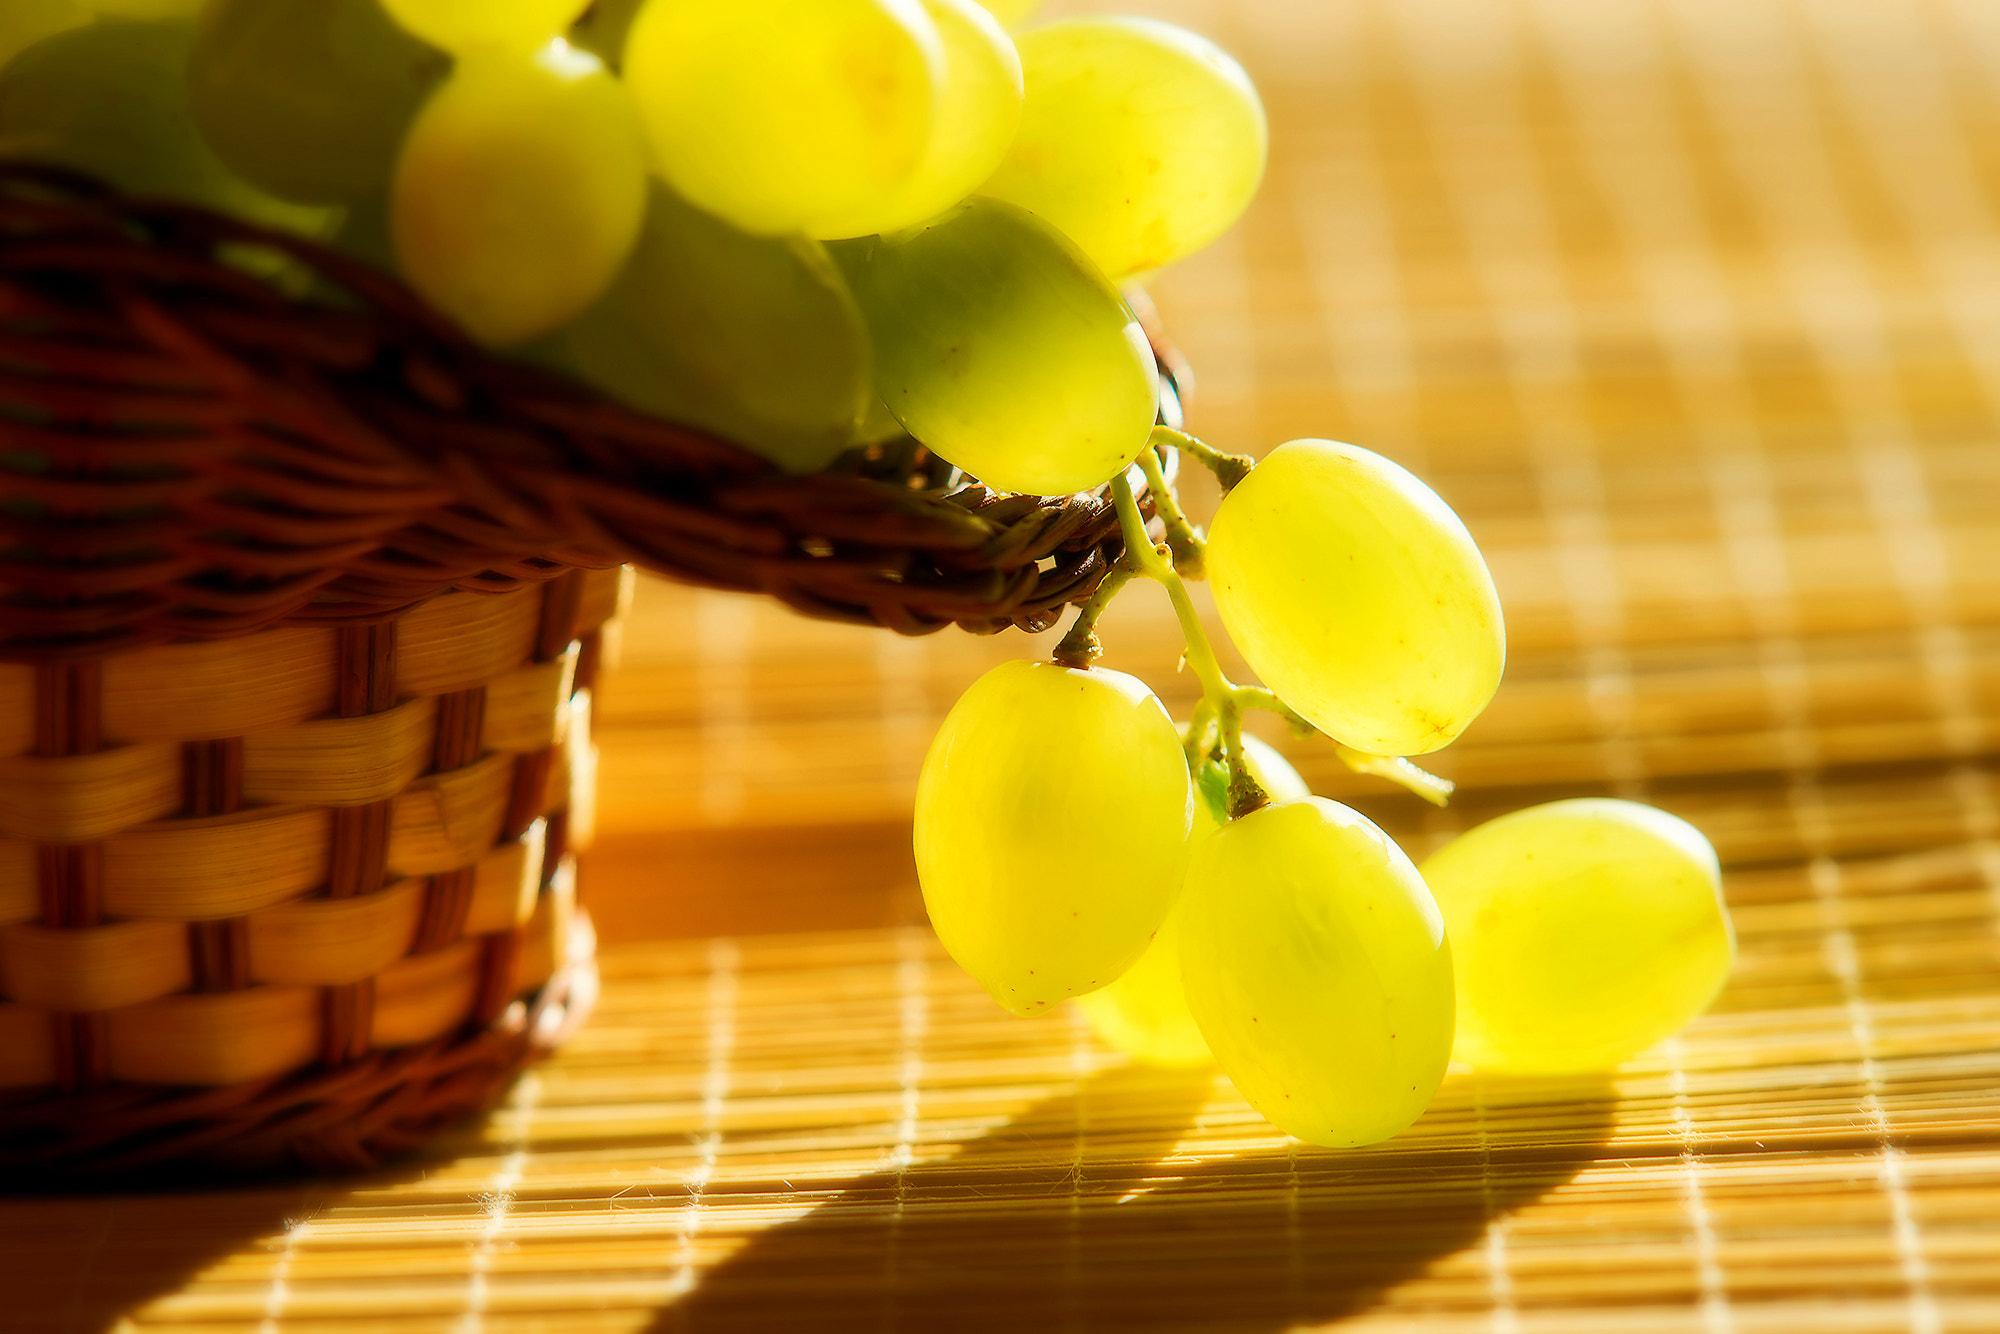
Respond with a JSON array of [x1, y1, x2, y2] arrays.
[[0, 164, 1169, 1177]]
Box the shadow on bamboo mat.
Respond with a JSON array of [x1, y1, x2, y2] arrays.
[[658, 1067, 1614, 1333]]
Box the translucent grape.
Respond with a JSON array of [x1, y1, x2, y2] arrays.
[[0, 1, 87, 69], [0, 22, 329, 235], [1205, 439, 1505, 758], [392, 41, 647, 347], [834, 197, 1158, 495], [379, 0, 588, 53], [807, 0, 1021, 240], [981, 17, 1266, 280], [190, 0, 448, 205], [1422, 799, 1735, 1075], [1079, 732, 1308, 1067], [915, 660, 1193, 1016], [623, 0, 943, 236], [1178, 797, 1454, 1148], [564, 183, 874, 475]]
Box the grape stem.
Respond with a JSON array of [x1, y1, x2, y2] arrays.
[[1109, 470, 1270, 818], [1156, 425, 1255, 494], [1137, 438, 1204, 578]]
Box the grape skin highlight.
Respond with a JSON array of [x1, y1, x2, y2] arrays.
[[915, 661, 1193, 1017], [835, 197, 1159, 496], [807, 0, 1022, 241], [1179, 797, 1455, 1148], [1078, 731, 1308, 1067], [564, 183, 874, 476], [982, 17, 1267, 280], [191, 0, 449, 204], [1205, 438, 1505, 758], [624, 0, 943, 236], [1422, 799, 1735, 1075], [392, 41, 648, 347]]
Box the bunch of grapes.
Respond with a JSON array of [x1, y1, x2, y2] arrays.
[[919, 435, 1738, 1149], [0, 0, 1737, 1149], [0, 0, 1263, 480]]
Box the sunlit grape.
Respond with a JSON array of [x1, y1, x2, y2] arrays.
[[1422, 799, 1735, 1075], [190, 0, 448, 204], [982, 17, 1266, 280], [0, 22, 329, 235], [564, 182, 874, 475], [624, 0, 943, 235], [915, 660, 1193, 1017], [1078, 731, 1308, 1067], [834, 197, 1158, 495], [807, 0, 1021, 240], [379, 0, 589, 53], [1179, 797, 1454, 1148], [1204, 438, 1505, 758], [392, 40, 647, 346]]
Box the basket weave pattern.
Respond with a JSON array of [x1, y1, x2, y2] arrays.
[[0, 567, 623, 1176]]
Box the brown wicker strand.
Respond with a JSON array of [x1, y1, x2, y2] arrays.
[[0, 164, 1173, 658]]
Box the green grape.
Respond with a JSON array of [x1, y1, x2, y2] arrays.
[[834, 197, 1158, 495], [915, 660, 1193, 1017], [564, 182, 874, 475], [379, 0, 588, 52], [392, 40, 648, 347], [190, 0, 448, 205], [981, 17, 1266, 281], [0, 0, 87, 69], [1422, 799, 1735, 1075], [623, 0, 943, 235], [1205, 439, 1505, 758], [807, 0, 1021, 240], [0, 22, 330, 236], [1179, 797, 1455, 1149], [1078, 731, 1307, 1067]]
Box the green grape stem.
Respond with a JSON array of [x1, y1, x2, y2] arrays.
[[1109, 470, 1268, 817], [1156, 425, 1255, 493], [1137, 436, 1204, 578]]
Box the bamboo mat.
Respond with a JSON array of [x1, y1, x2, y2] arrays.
[[10, 0, 2000, 1328]]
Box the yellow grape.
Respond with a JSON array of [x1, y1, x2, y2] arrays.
[[807, 0, 1021, 240], [1179, 797, 1455, 1148], [915, 660, 1193, 1016], [1422, 799, 1735, 1075], [834, 196, 1158, 495], [0, 22, 328, 236], [1078, 731, 1308, 1067], [982, 17, 1266, 280], [392, 40, 647, 346], [378, 0, 588, 53], [624, 0, 943, 235], [1205, 439, 1505, 757], [564, 182, 873, 475]]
